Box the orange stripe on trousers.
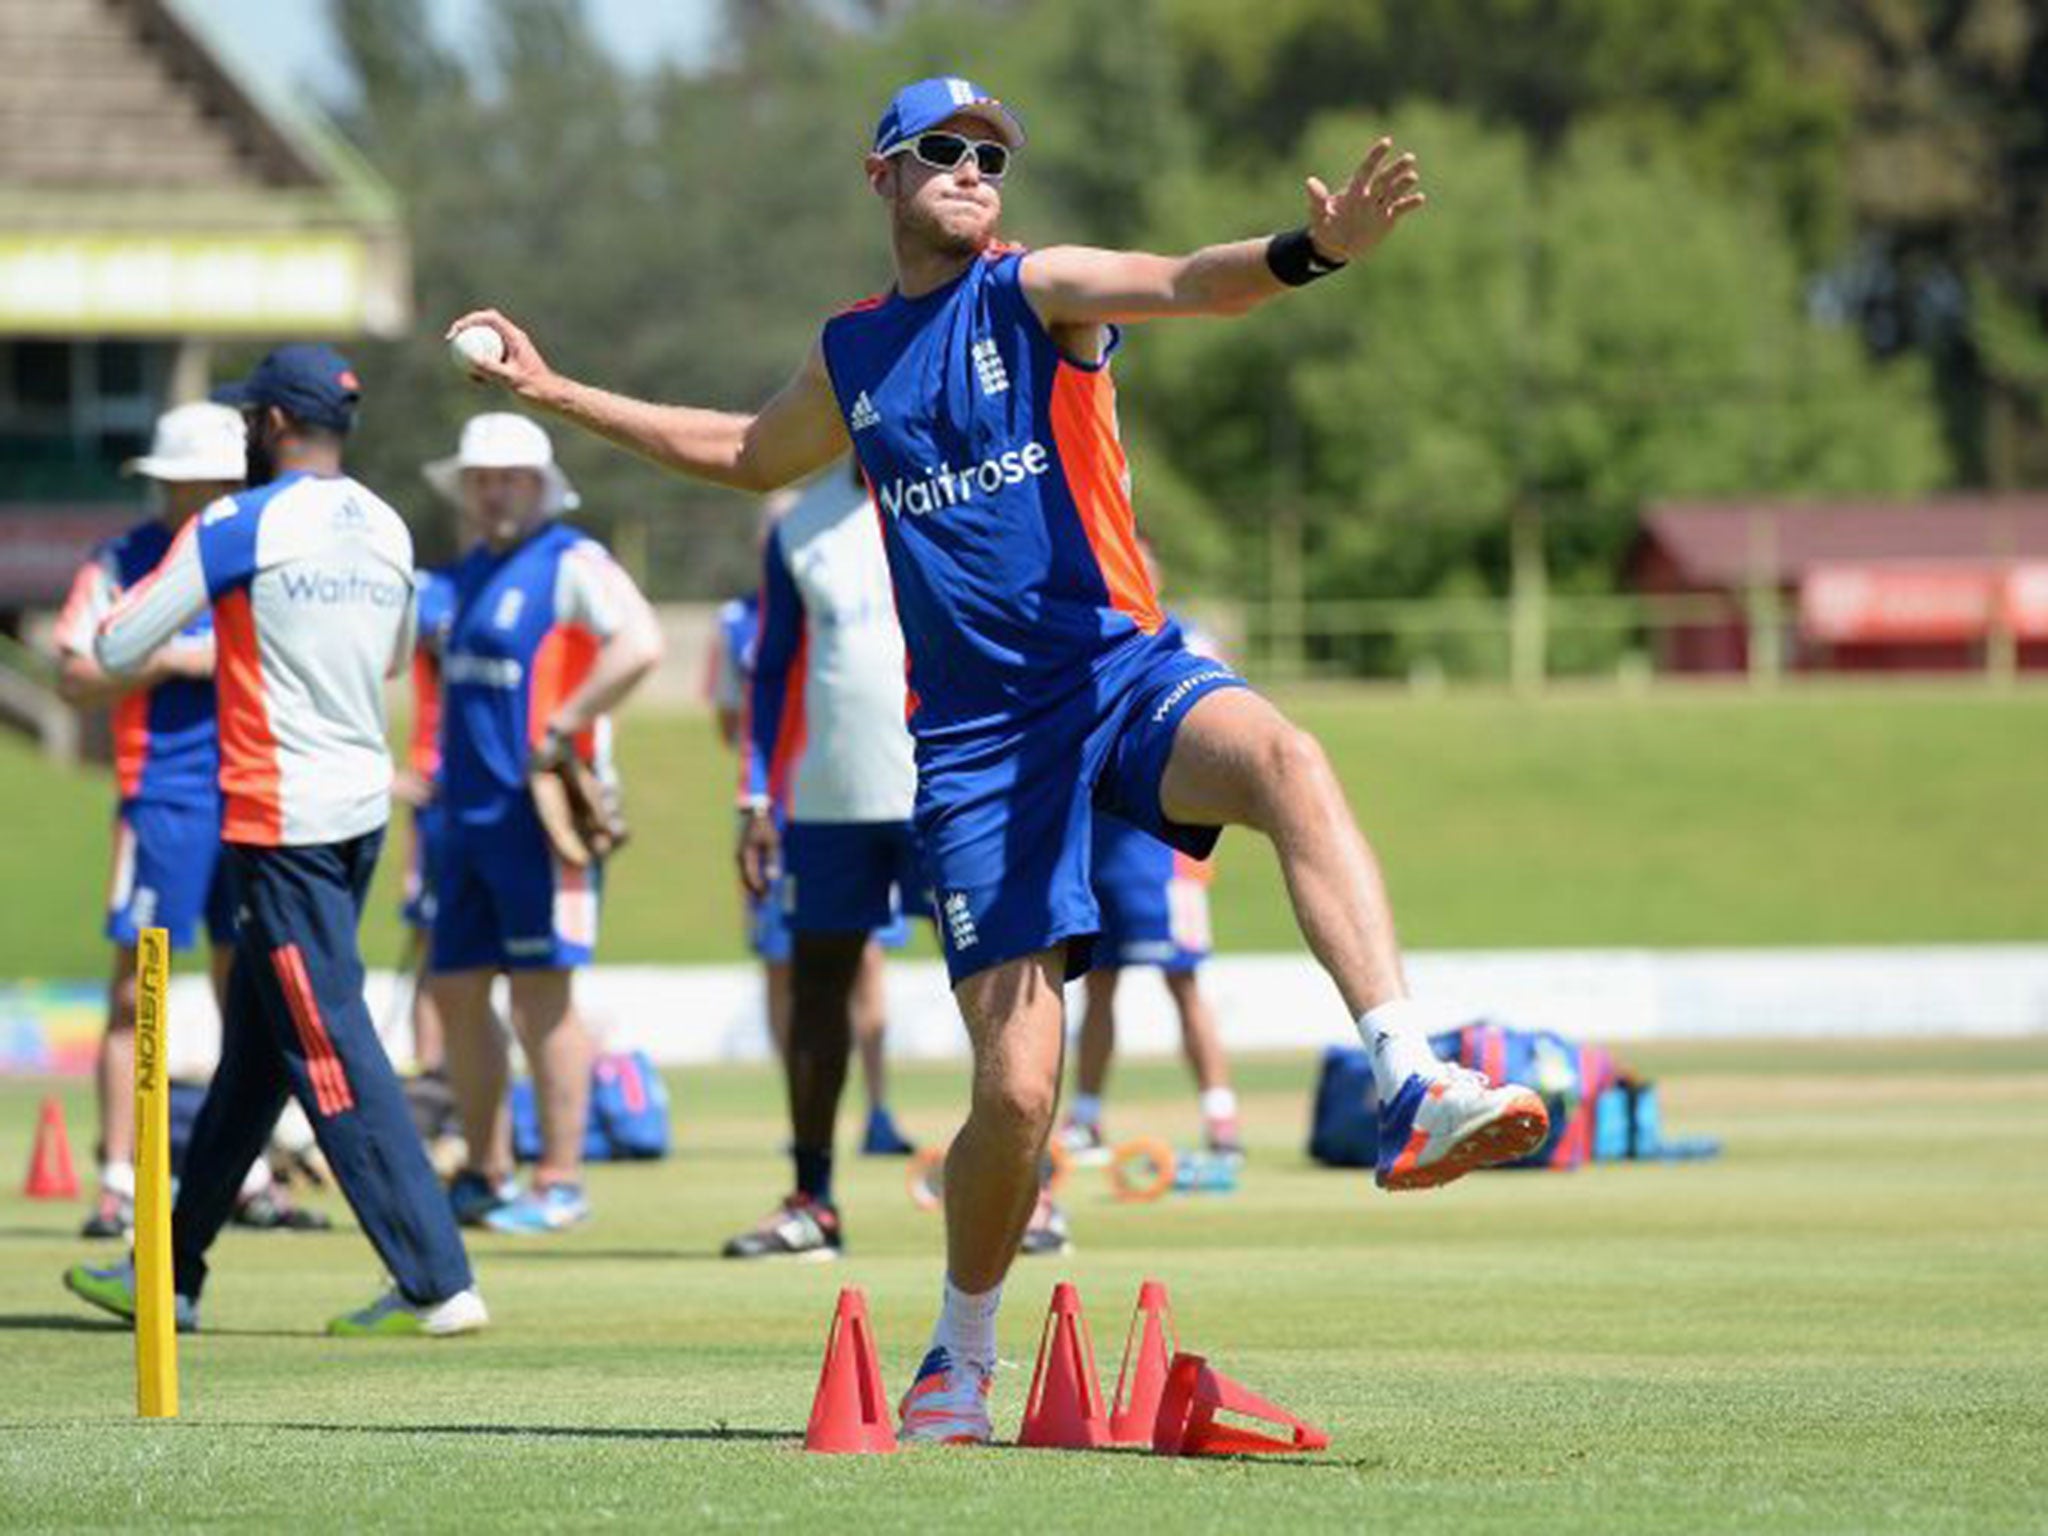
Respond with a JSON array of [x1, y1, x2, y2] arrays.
[[271, 943, 355, 1116]]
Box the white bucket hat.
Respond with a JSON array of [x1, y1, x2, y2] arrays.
[[123, 401, 246, 483], [423, 412, 580, 515]]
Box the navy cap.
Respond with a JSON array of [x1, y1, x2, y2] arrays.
[[212, 343, 361, 434], [872, 76, 1024, 156]]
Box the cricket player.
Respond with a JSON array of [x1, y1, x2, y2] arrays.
[[450, 75, 1547, 1439], [708, 545, 916, 1163], [723, 461, 926, 1260], [64, 345, 485, 1336], [425, 413, 664, 1234], [51, 402, 243, 1238]]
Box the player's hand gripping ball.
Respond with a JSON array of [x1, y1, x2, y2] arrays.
[[448, 324, 507, 372]]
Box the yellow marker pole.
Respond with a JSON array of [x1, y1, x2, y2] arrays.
[[133, 926, 179, 1419]]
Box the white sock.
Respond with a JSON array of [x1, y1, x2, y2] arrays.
[[1357, 997, 1449, 1099], [101, 1161, 135, 1200], [1069, 1093, 1102, 1129], [935, 1276, 1002, 1370], [1199, 1086, 1238, 1122]]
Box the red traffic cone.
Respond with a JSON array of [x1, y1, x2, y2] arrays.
[[1017, 1281, 1113, 1449], [1108, 1279, 1178, 1445], [1150, 1352, 1329, 1457], [24, 1096, 80, 1199], [804, 1287, 898, 1454]]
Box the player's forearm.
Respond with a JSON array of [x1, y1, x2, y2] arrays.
[[96, 559, 208, 676], [1169, 238, 1293, 316], [527, 375, 764, 491], [546, 621, 665, 736]]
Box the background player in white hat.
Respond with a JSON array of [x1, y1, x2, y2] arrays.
[[424, 413, 664, 1234], [51, 402, 245, 1238]]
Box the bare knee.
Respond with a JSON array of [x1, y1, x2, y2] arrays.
[[1250, 723, 1336, 828], [972, 1061, 1059, 1150]]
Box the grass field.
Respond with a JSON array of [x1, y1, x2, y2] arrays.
[[2, 1040, 2044, 1533], [4, 685, 2047, 982]]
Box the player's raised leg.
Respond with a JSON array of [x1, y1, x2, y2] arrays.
[[1157, 687, 1547, 1189]]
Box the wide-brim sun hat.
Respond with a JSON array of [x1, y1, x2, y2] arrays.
[[123, 401, 247, 482], [423, 412, 580, 514]]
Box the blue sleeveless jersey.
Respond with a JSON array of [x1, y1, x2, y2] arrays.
[[820, 248, 1165, 739]]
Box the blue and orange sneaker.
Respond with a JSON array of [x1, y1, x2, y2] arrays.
[[1376, 1065, 1549, 1191], [483, 1182, 590, 1235], [898, 1345, 994, 1445]]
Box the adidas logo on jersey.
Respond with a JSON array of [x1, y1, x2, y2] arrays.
[[971, 338, 1009, 396], [849, 391, 882, 432], [942, 891, 978, 952]]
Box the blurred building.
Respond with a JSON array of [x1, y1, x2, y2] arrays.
[[0, 0, 407, 640], [1635, 499, 2048, 675]]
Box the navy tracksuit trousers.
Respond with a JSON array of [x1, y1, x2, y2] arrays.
[[172, 831, 473, 1307]]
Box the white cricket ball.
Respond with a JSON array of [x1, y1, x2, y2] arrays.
[[449, 324, 506, 370]]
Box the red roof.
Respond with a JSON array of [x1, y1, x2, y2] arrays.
[[1640, 498, 2048, 588]]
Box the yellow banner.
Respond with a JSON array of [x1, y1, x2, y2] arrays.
[[0, 233, 371, 333]]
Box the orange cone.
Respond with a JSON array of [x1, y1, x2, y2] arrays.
[[1017, 1281, 1113, 1449], [1150, 1352, 1330, 1457], [804, 1287, 898, 1454], [23, 1096, 80, 1199], [1108, 1279, 1178, 1445]]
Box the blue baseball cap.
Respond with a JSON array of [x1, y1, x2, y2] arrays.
[[872, 76, 1025, 157], [212, 343, 361, 434]]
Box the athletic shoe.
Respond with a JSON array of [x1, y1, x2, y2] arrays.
[[79, 1191, 133, 1240], [1375, 1065, 1550, 1191], [860, 1106, 917, 1156], [482, 1182, 591, 1235], [1055, 1118, 1110, 1166], [720, 1193, 842, 1260], [230, 1189, 333, 1231], [326, 1285, 489, 1338], [1018, 1193, 1070, 1257], [1203, 1115, 1246, 1158], [898, 1345, 994, 1445], [61, 1257, 198, 1333], [447, 1170, 517, 1228]]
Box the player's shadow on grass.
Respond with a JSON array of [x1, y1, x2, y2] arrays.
[[268, 1420, 791, 1445], [0, 1312, 127, 1334]]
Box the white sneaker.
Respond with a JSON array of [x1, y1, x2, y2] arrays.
[[898, 1346, 994, 1445], [1376, 1064, 1550, 1190], [327, 1284, 490, 1337]]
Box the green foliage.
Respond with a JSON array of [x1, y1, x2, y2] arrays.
[[315, 0, 1972, 632]]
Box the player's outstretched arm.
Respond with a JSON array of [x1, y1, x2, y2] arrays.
[[1021, 137, 1424, 327], [444, 310, 849, 495]]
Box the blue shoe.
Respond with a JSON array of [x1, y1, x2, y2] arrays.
[[482, 1182, 590, 1235], [62, 1256, 199, 1332], [861, 1107, 916, 1157], [1375, 1066, 1550, 1191], [448, 1171, 516, 1228]]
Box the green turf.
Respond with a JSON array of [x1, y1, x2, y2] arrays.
[[1, 1041, 2043, 1532], [4, 686, 2047, 981]]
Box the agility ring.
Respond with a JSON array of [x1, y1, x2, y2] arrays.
[[1108, 1137, 1177, 1203]]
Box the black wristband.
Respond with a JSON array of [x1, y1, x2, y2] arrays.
[[1266, 227, 1347, 286]]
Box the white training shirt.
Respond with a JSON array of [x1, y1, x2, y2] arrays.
[[744, 471, 916, 823], [96, 470, 414, 847]]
